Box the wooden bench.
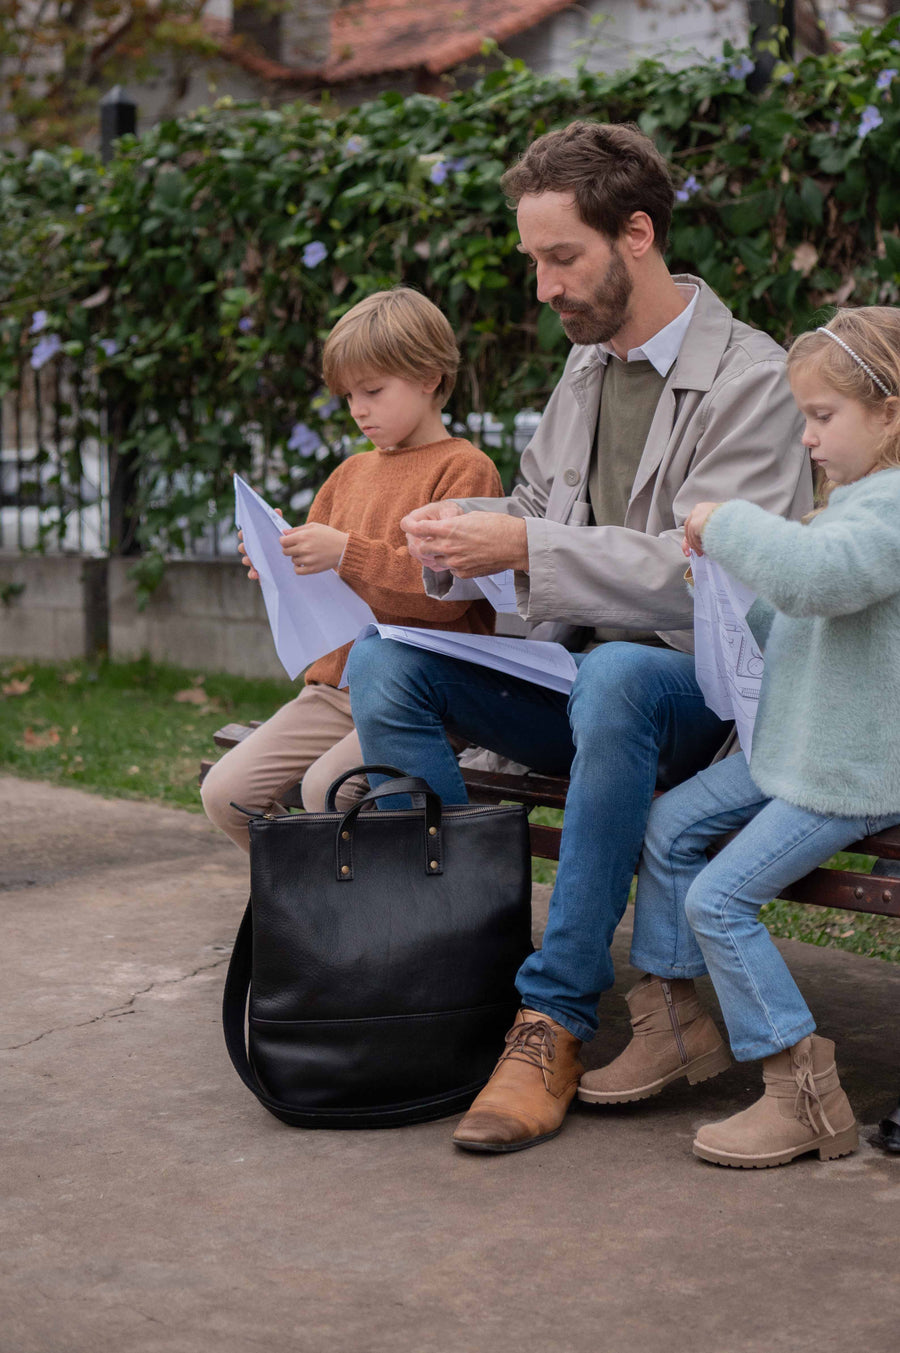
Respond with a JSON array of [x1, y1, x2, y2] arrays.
[[201, 722, 900, 921]]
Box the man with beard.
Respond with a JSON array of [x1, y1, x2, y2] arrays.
[[345, 120, 812, 1153]]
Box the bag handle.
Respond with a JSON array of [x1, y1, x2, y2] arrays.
[[335, 775, 443, 881], [323, 763, 407, 812]]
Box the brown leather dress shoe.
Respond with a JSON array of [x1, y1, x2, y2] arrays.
[[452, 1009, 583, 1153]]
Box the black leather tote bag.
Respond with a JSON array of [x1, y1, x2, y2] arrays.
[[222, 765, 533, 1129]]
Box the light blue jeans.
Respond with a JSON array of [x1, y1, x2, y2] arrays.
[[346, 635, 730, 1042], [631, 751, 900, 1061]]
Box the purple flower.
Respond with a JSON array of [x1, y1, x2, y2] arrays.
[[675, 174, 700, 203], [287, 422, 322, 457], [781, 69, 795, 85], [238, 316, 253, 333], [99, 338, 119, 358], [829, 120, 841, 135], [876, 67, 898, 92], [858, 104, 884, 138], [30, 334, 62, 370], [75, 203, 87, 215], [727, 55, 755, 80], [302, 240, 328, 268], [446, 157, 468, 172], [318, 395, 341, 418], [30, 310, 48, 333], [736, 123, 752, 140], [429, 161, 449, 185], [345, 136, 364, 154]]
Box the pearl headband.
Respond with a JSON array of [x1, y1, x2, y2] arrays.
[[816, 326, 892, 396]]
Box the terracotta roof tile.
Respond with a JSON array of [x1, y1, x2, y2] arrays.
[[218, 0, 577, 85], [325, 0, 577, 80]]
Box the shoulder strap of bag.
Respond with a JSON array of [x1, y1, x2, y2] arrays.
[[221, 900, 264, 1100], [222, 900, 323, 1123]]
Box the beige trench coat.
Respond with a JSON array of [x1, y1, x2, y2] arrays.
[[429, 276, 813, 655]]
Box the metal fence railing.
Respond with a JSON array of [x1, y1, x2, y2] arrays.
[[0, 391, 541, 561]]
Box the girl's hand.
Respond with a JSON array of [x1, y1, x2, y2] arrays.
[[238, 508, 284, 580], [280, 522, 349, 574], [682, 501, 722, 557]]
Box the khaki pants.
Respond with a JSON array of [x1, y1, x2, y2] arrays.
[[200, 684, 368, 853]]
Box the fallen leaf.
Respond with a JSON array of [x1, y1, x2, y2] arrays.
[[70, 725, 78, 736], [61, 671, 81, 685], [2, 676, 33, 696], [22, 725, 60, 749], [126, 765, 141, 776], [174, 688, 208, 705], [838, 929, 855, 938]]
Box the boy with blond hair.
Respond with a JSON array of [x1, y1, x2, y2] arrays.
[[202, 287, 501, 850]]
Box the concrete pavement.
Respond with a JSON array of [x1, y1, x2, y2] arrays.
[[2, 773, 899, 1353]]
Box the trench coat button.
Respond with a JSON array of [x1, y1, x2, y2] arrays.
[[563, 468, 580, 486]]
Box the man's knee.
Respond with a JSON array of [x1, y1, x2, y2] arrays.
[[569, 642, 661, 731]]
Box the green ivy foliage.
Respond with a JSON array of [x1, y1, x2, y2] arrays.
[[4, 19, 900, 556]]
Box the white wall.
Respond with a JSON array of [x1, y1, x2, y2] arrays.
[[505, 0, 749, 79]]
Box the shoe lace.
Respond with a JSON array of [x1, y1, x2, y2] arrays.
[[792, 1049, 837, 1137], [498, 1018, 557, 1071]]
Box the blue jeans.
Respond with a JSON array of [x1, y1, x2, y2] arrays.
[[631, 751, 900, 1061], [346, 635, 730, 1042]]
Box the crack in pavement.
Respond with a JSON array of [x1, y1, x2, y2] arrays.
[[2, 956, 230, 1051]]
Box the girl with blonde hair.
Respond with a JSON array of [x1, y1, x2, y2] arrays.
[[579, 307, 900, 1168]]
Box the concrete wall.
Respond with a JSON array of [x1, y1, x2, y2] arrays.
[[108, 558, 285, 679], [0, 554, 107, 663], [0, 554, 286, 679]]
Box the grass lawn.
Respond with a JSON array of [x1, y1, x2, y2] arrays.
[[3, 656, 899, 962], [0, 655, 295, 810]]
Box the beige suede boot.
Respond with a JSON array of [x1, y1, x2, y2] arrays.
[[578, 974, 731, 1105], [693, 1034, 858, 1168]]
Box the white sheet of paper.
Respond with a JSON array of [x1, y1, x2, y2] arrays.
[[342, 623, 578, 695], [234, 476, 377, 680], [473, 570, 520, 613], [691, 551, 764, 755]]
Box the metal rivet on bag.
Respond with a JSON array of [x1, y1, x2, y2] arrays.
[[341, 830, 350, 839], [428, 826, 437, 836], [341, 865, 350, 876], [430, 860, 438, 870]]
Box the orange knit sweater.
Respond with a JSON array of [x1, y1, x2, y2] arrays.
[[303, 437, 502, 688]]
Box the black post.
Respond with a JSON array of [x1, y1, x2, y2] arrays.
[[100, 86, 137, 163], [746, 0, 795, 93], [100, 87, 141, 556]]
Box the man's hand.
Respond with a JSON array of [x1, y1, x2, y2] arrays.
[[400, 501, 465, 568], [402, 503, 529, 577], [280, 521, 349, 574], [682, 501, 722, 557]]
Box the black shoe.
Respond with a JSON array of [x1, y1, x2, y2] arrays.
[[870, 1107, 900, 1154]]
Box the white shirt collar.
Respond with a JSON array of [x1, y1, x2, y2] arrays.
[[596, 283, 699, 377]]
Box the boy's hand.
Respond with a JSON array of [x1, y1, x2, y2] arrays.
[[280, 522, 349, 574], [238, 509, 284, 580], [682, 501, 721, 557], [402, 503, 529, 577]]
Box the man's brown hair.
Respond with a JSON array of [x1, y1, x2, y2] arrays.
[[500, 120, 674, 252]]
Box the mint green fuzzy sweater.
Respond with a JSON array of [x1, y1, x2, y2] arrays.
[[702, 467, 900, 817]]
